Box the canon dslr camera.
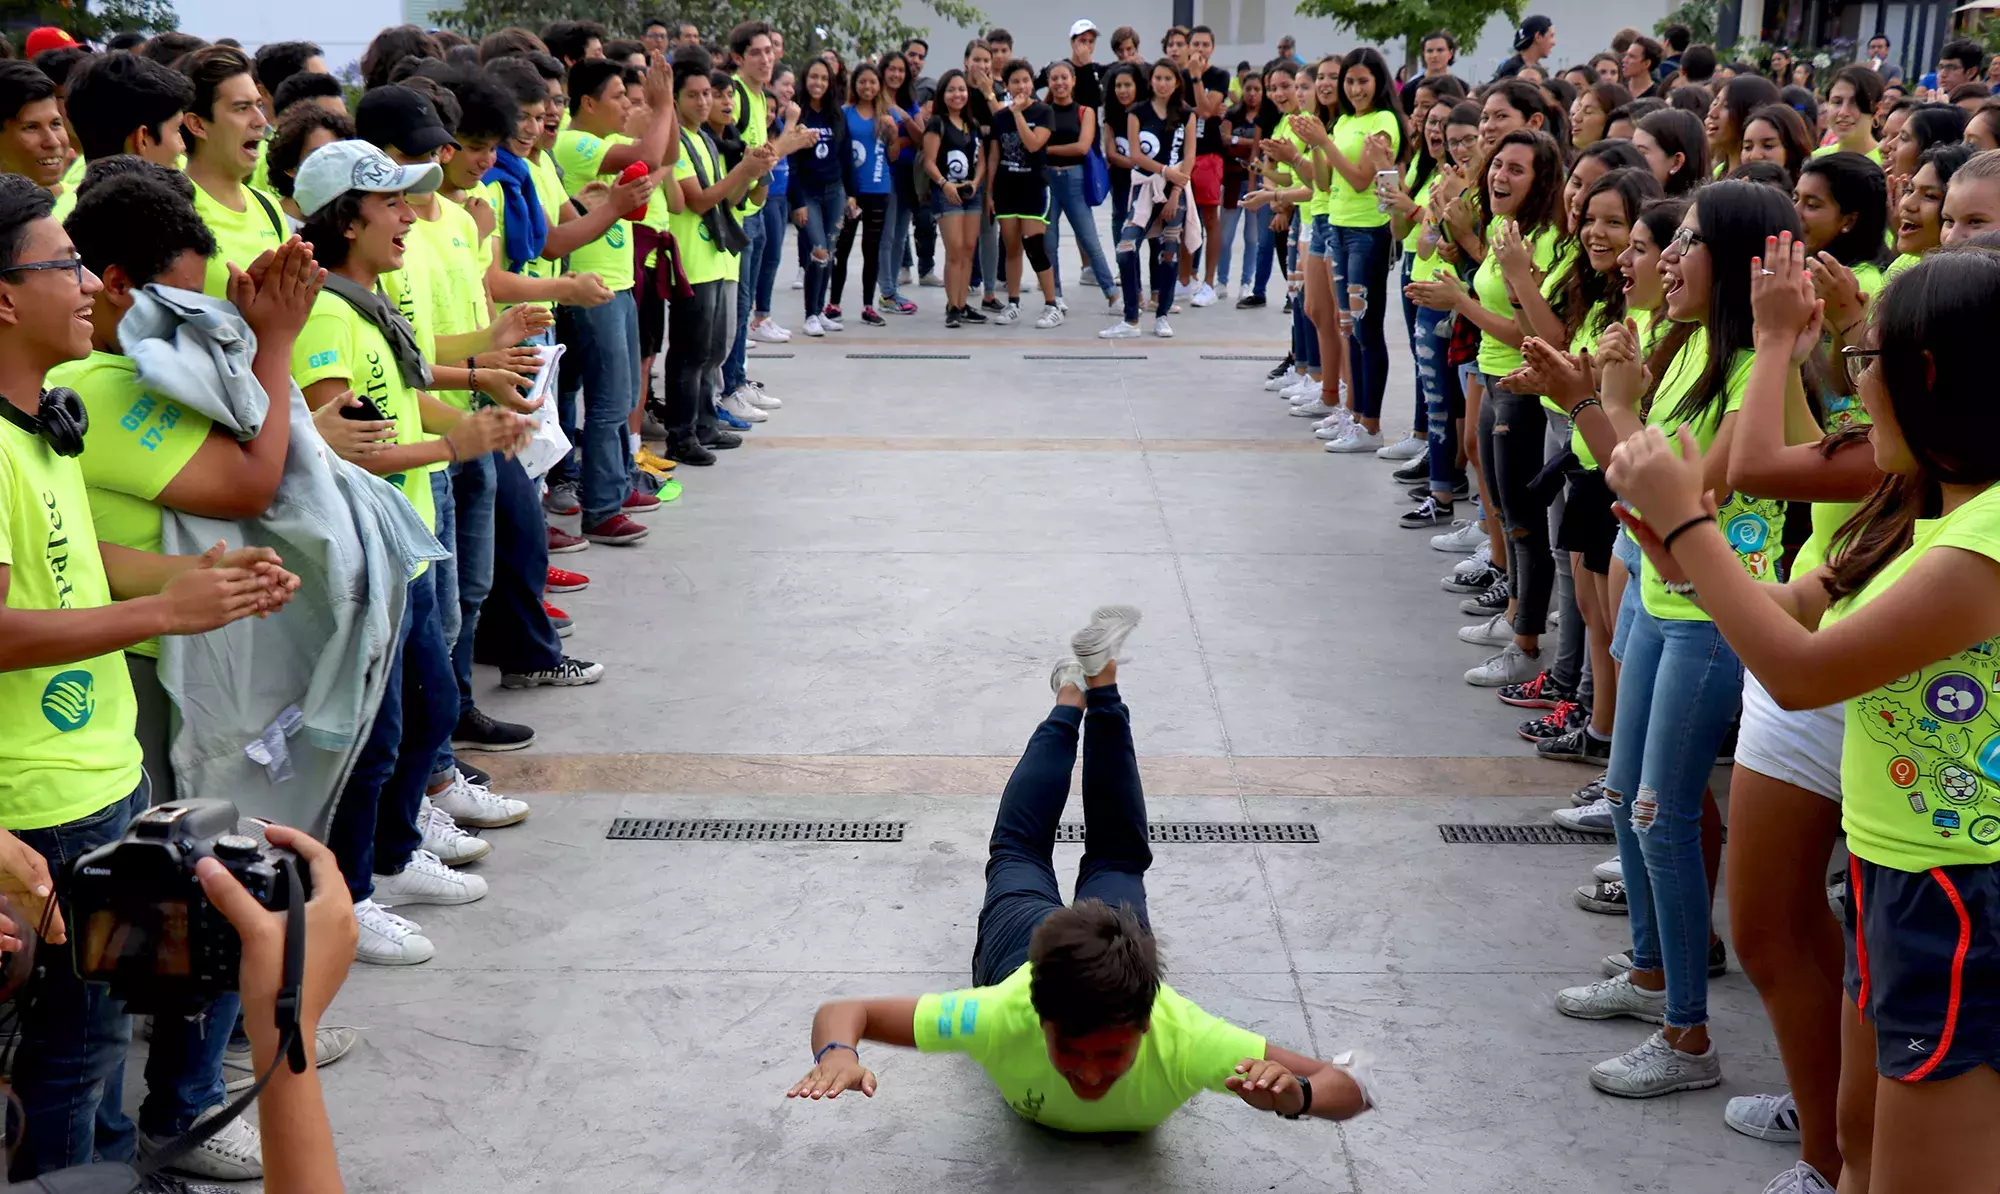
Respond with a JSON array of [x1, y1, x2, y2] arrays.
[[65, 800, 308, 1013]]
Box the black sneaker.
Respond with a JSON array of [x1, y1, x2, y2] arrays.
[[457, 759, 491, 787], [501, 655, 606, 690], [1265, 354, 1294, 381], [980, 296, 1005, 313], [1282, 294, 1294, 313], [1498, 668, 1575, 709], [1460, 576, 1510, 616], [452, 708, 536, 752], [701, 429, 743, 449], [1236, 293, 1267, 309], [1717, 721, 1738, 764], [945, 306, 963, 328], [666, 437, 716, 466], [1572, 772, 1607, 806], [1517, 700, 1585, 742], [1540, 724, 1614, 765], [1399, 497, 1454, 528], [1392, 455, 1431, 484], [1605, 939, 1729, 977], [960, 304, 988, 324], [1575, 880, 1628, 915]]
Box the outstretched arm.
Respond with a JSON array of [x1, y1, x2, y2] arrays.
[[1226, 1042, 1372, 1121], [787, 997, 920, 1099]]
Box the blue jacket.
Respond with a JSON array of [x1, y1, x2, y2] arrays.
[[788, 103, 851, 202], [125, 284, 446, 834]]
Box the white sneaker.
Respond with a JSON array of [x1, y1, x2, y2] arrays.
[[801, 315, 827, 337], [1314, 410, 1351, 430], [373, 849, 489, 907], [1153, 315, 1175, 338], [1055, 296, 1070, 314], [418, 799, 491, 866], [1593, 856, 1623, 883], [1034, 303, 1064, 329], [1290, 398, 1335, 417], [818, 312, 845, 332], [898, 267, 913, 287], [1432, 519, 1488, 553], [1190, 282, 1217, 307], [1458, 612, 1513, 647], [1099, 321, 1143, 339], [1590, 1030, 1721, 1097], [1049, 657, 1085, 696], [790, 274, 804, 290], [1314, 422, 1351, 441], [721, 387, 769, 423], [1072, 604, 1142, 677], [919, 272, 944, 288], [1762, 1161, 1835, 1194], [994, 301, 1020, 325], [141, 1104, 262, 1180], [1451, 540, 1495, 576], [763, 319, 793, 340], [432, 770, 530, 827], [748, 319, 789, 343], [1325, 428, 1384, 453], [354, 898, 434, 965], [1266, 369, 1306, 392], [1726, 1092, 1803, 1143], [1465, 642, 1542, 687], [1214, 284, 1230, 302], [1555, 973, 1667, 1023], [744, 385, 782, 410], [1375, 434, 1426, 461]]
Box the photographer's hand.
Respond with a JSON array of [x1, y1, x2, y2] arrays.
[[0, 829, 60, 946]]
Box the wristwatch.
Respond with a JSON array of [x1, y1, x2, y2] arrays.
[[1281, 1074, 1314, 1120]]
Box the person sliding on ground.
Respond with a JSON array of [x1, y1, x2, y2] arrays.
[[787, 607, 1376, 1130]]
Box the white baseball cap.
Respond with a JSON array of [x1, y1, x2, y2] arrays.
[[1069, 19, 1099, 38], [294, 139, 444, 219]]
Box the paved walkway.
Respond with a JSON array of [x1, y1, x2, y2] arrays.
[[240, 279, 1788, 1191]]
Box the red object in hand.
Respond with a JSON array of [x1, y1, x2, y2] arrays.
[[618, 161, 651, 220]]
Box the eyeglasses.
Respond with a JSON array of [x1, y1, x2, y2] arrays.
[[0, 255, 87, 285], [1446, 134, 1481, 150], [1840, 344, 1882, 390], [1667, 226, 1707, 255]]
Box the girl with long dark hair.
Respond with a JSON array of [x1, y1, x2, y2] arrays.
[[1269, 56, 1351, 423], [1217, 69, 1275, 306], [1634, 108, 1710, 194], [1378, 75, 1463, 464], [874, 51, 923, 316], [789, 58, 850, 336], [831, 62, 893, 326], [1705, 74, 1779, 177], [924, 69, 984, 327], [1572, 82, 1632, 150], [1817, 66, 1884, 163], [1739, 103, 1812, 183], [1041, 58, 1119, 309], [982, 60, 1063, 327], [1101, 62, 1146, 249], [1099, 58, 1195, 339], [1889, 143, 1976, 277], [1796, 150, 1892, 359]]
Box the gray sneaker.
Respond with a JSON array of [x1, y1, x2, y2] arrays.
[[1575, 879, 1628, 914], [1589, 1029, 1721, 1098], [1553, 796, 1616, 834], [1465, 642, 1542, 687], [1555, 973, 1666, 1023], [1458, 612, 1513, 647], [1072, 605, 1142, 677], [1049, 658, 1085, 696]]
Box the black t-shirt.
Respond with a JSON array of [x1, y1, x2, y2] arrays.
[[933, 114, 980, 185], [992, 102, 1052, 178], [1045, 100, 1084, 150], [1191, 66, 1231, 156], [1037, 60, 1104, 111], [1134, 101, 1187, 171]]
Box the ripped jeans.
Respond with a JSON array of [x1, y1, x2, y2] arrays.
[[1606, 607, 1742, 1028]]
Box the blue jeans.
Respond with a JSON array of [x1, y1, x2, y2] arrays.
[[1292, 287, 1320, 369], [971, 686, 1152, 987], [472, 454, 563, 674], [140, 993, 240, 1138], [1116, 189, 1184, 325], [724, 200, 776, 394], [880, 182, 916, 303], [1400, 255, 1429, 436], [1608, 611, 1743, 1028], [793, 179, 845, 319], [1326, 223, 1394, 420], [564, 291, 640, 527], [448, 451, 496, 710], [9, 781, 148, 1175], [427, 469, 459, 656], [1217, 196, 1264, 293], [329, 566, 456, 899], [1043, 164, 1116, 302], [1413, 301, 1464, 495]]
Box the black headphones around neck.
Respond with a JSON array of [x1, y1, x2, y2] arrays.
[[0, 388, 87, 457]]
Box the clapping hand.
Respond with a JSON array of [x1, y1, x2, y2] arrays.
[[1749, 233, 1823, 365]]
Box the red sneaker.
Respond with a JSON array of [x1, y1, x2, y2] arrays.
[[622, 488, 662, 512], [582, 513, 649, 545], [546, 566, 590, 593], [542, 601, 573, 638], [542, 600, 569, 620], [547, 527, 587, 554]]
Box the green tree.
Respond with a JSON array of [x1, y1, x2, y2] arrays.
[[1291, 0, 1525, 67], [1655, 0, 1722, 44], [432, 0, 987, 61], [0, 0, 178, 39]]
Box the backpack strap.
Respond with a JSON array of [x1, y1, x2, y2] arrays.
[[247, 186, 286, 239]]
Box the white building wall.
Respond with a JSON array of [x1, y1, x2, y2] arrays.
[[160, 0, 401, 71]]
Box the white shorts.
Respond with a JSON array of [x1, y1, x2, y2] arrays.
[[1733, 671, 1843, 802]]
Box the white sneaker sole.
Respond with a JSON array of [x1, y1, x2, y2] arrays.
[[1073, 606, 1142, 677], [1590, 1069, 1721, 1098]]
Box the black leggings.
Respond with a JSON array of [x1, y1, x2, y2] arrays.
[[1476, 382, 1556, 636], [831, 192, 887, 308]]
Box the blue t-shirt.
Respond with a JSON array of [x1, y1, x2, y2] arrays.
[[844, 105, 891, 195], [769, 117, 790, 197]]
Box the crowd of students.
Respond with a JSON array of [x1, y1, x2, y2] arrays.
[[1232, 16, 1998, 1194], [0, 8, 1995, 1189]]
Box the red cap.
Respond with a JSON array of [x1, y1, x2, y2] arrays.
[[24, 27, 78, 58]]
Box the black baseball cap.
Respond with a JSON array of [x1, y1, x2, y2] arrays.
[[1515, 15, 1553, 51], [355, 85, 455, 156]]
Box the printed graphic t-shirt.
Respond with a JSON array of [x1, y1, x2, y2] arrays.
[[913, 962, 1266, 1132], [1826, 482, 2000, 869], [0, 417, 143, 830], [553, 128, 637, 294]]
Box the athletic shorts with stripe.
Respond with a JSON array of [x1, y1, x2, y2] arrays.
[[1844, 855, 2000, 1082]]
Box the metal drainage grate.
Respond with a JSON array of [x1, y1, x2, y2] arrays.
[[1056, 821, 1318, 844], [844, 353, 971, 360], [1438, 823, 1605, 845], [1021, 353, 1148, 361], [607, 818, 906, 842], [1199, 354, 1287, 361], [751, 352, 796, 359]]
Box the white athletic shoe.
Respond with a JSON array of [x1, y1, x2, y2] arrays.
[[1555, 973, 1667, 1023], [1291, 398, 1335, 417], [818, 312, 845, 332], [1465, 642, 1543, 686], [1153, 315, 1175, 338], [1190, 282, 1218, 307], [1590, 1030, 1722, 1098], [994, 301, 1020, 325], [373, 849, 489, 907], [721, 387, 769, 423], [1375, 434, 1426, 460], [1099, 321, 1143, 339], [1458, 611, 1513, 647], [354, 899, 434, 965], [1314, 422, 1351, 441], [1432, 519, 1489, 553], [418, 799, 491, 866], [1593, 856, 1623, 883], [431, 771, 530, 828], [744, 385, 782, 410], [1325, 428, 1384, 453], [1049, 658, 1086, 696], [1761, 1161, 1835, 1194], [1726, 1092, 1803, 1143], [1035, 303, 1065, 329], [1266, 369, 1306, 392], [1072, 604, 1142, 677], [801, 315, 827, 337], [749, 319, 790, 343], [141, 1104, 262, 1180]]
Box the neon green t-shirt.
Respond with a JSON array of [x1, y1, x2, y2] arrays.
[[1571, 306, 1662, 471], [1793, 261, 1883, 576], [735, 80, 768, 215], [1472, 216, 1560, 376], [670, 131, 730, 286], [1885, 252, 1921, 280], [1826, 482, 2000, 869], [58, 351, 213, 659], [1637, 329, 1785, 619], [912, 963, 1266, 1133], [1811, 143, 1885, 167], [191, 179, 288, 299], [1324, 110, 1399, 228], [291, 290, 437, 546], [406, 199, 491, 411], [529, 151, 572, 283], [1400, 170, 1435, 256], [0, 418, 143, 831], [554, 128, 636, 293]]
